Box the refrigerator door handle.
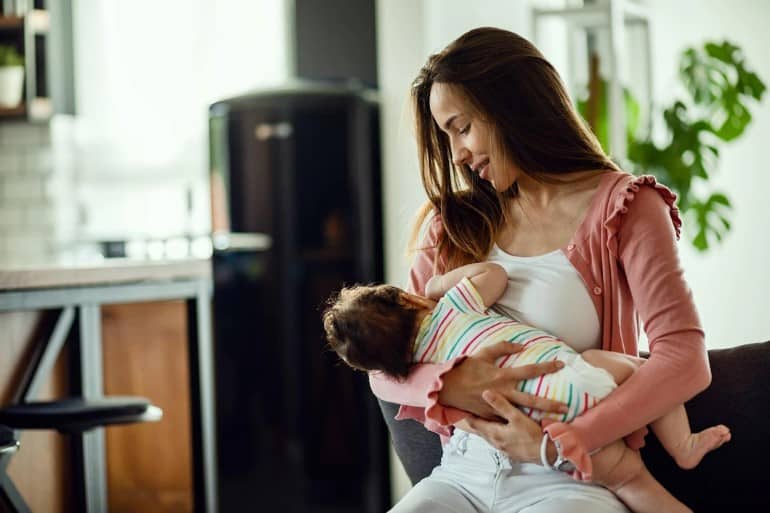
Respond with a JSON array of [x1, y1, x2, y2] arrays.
[[212, 232, 272, 252], [254, 122, 293, 141]]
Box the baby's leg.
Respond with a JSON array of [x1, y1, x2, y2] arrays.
[[591, 439, 691, 513], [649, 405, 731, 469], [581, 349, 731, 469]]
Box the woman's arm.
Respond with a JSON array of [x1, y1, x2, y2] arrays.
[[543, 180, 710, 474]]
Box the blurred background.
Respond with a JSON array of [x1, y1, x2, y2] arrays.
[[0, 0, 768, 511]]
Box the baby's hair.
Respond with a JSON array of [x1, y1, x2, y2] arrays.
[[322, 284, 420, 378]]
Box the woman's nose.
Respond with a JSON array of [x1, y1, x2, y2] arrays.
[[452, 146, 470, 167]]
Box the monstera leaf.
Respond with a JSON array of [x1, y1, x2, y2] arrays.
[[680, 41, 766, 141], [688, 193, 732, 251], [580, 40, 765, 251]]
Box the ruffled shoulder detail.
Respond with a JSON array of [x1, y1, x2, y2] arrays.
[[604, 175, 682, 256], [543, 421, 594, 479]]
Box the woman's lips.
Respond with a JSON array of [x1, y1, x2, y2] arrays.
[[477, 161, 490, 181]]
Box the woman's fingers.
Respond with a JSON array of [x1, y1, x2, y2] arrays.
[[462, 415, 498, 436], [481, 390, 520, 421], [489, 362, 568, 413], [462, 392, 545, 462], [439, 347, 566, 418], [507, 360, 564, 379], [505, 389, 569, 414], [474, 341, 523, 362]]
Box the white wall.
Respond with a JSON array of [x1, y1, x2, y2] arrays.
[[377, 0, 770, 504], [71, 0, 292, 241], [645, 0, 770, 349], [377, 0, 536, 292], [376, 0, 427, 293]]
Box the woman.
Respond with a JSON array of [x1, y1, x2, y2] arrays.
[[371, 27, 710, 512]]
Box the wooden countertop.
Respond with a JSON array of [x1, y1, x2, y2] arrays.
[[0, 255, 211, 291]]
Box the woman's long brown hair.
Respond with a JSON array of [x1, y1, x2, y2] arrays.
[[410, 27, 620, 271]]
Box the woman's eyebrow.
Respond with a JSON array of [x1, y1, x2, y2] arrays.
[[442, 114, 459, 131]]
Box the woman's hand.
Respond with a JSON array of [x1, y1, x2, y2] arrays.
[[458, 389, 551, 464], [438, 341, 568, 419]]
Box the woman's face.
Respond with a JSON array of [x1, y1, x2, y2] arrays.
[[429, 82, 518, 191]]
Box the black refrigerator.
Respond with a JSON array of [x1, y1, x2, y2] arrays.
[[208, 84, 389, 512]]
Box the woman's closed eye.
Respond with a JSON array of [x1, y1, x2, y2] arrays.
[[459, 123, 471, 135]]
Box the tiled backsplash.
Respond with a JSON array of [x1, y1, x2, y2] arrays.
[[0, 118, 210, 262], [0, 121, 72, 260]]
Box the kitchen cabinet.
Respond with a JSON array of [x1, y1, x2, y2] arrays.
[[102, 301, 194, 513]]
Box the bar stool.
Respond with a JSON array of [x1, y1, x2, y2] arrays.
[[0, 397, 162, 513], [0, 397, 162, 432]]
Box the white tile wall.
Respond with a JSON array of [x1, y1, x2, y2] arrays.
[[0, 121, 62, 261]]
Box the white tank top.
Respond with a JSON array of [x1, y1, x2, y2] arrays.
[[486, 245, 601, 352]]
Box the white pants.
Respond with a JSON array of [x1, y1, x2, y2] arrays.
[[390, 431, 629, 513]]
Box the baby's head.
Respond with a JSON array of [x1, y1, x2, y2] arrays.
[[322, 284, 422, 378]]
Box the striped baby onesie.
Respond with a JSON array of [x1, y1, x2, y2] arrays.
[[413, 277, 617, 422]]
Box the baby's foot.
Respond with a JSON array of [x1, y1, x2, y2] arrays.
[[675, 425, 731, 469]]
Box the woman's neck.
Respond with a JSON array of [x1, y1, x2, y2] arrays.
[[515, 169, 606, 210]]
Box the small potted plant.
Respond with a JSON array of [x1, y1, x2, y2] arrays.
[[0, 45, 24, 108]]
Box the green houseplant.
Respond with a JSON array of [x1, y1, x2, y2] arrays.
[[579, 41, 766, 251], [0, 45, 25, 108]]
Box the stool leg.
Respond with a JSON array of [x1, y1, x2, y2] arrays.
[[0, 470, 32, 513], [73, 305, 108, 513]]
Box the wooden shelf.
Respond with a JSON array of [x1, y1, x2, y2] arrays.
[[0, 16, 24, 30], [0, 104, 26, 118]]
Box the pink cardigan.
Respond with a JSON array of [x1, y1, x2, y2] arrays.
[[369, 171, 711, 477]]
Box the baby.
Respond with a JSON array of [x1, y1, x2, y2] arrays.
[[323, 262, 730, 513]]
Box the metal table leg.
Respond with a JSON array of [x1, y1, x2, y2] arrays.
[[188, 281, 218, 512], [75, 304, 108, 513]]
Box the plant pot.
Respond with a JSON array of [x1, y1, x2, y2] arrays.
[[0, 66, 24, 108]]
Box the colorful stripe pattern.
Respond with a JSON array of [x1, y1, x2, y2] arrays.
[[413, 278, 603, 422]]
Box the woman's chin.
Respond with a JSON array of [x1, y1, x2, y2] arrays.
[[490, 179, 512, 193]]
